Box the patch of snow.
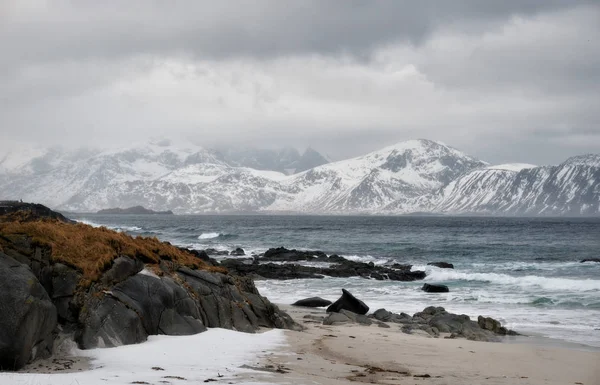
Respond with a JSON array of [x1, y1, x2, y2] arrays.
[[138, 268, 160, 279], [1, 329, 285, 385], [486, 163, 537, 172]]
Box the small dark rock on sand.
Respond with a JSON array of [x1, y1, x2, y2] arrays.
[[292, 297, 333, 308]]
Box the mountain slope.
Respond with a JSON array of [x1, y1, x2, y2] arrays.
[[268, 139, 487, 212], [425, 155, 600, 215], [0, 140, 597, 216]]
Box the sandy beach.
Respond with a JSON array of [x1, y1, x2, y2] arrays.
[[244, 305, 600, 385]]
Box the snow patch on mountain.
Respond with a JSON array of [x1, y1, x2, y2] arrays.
[[486, 163, 537, 172]]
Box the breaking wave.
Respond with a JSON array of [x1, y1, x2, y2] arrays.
[[424, 269, 600, 292], [198, 232, 238, 240]]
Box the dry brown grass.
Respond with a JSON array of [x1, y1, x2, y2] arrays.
[[0, 216, 226, 284]]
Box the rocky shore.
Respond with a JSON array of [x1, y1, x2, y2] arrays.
[[4, 201, 586, 384], [0, 202, 298, 371], [219, 246, 428, 281]]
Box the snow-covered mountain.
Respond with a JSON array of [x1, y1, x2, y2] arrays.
[[268, 139, 487, 212], [0, 139, 597, 215], [426, 155, 600, 216]]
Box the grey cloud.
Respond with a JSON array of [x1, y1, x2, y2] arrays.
[[0, 1, 599, 166]]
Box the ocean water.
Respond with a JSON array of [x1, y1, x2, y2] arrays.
[[70, 214, 600, 349]]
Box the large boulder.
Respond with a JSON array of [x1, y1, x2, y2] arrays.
[[292, 297, 332, 308], [326, 289, 369, 315], [422, 283, 450, 293], [0, 253, 57, 370], [78, 272, 206, 349]]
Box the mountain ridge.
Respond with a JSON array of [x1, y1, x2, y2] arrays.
[[0, 139, 597, 216]]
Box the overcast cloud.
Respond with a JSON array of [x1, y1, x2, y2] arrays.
[[1, 0, 599, 164]]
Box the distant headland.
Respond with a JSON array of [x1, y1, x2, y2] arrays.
[[96, 205, 174, 215]]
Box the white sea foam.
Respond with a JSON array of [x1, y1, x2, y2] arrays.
[[424, 269, 600, 292], [76, 218, 102, 227], [0, 329, 285, 385], [198, 232, 221, 239], [341, 254, 392, 265], [75, 219, 142, 233]]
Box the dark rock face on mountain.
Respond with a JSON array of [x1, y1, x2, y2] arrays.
[[326, 289, 369, 315], [0, 203, 300, 370], [97, 205, 174, 215], [221, 247, 426, 282]]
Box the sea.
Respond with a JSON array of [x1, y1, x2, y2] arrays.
[[69, 214, 600, 350]]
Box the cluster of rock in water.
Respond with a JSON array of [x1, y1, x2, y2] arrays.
[[292, 289, 518, 342]]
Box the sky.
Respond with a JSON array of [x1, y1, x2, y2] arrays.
[[0, 0, 599, 165]]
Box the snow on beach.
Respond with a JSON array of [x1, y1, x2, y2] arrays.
[[0, 329, 286, 385]]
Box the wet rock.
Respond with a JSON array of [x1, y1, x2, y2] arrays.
[[292, 297, 332, 308], [205, 248, 229, 256], [327, 289, 369, 315], [225, 249, 426, 282], [230, 248, 245, 256], [580, 258, 600, 263], [263, 247, 328, 261], [427, 262, 454, 269], [422, 283, 450, 293]]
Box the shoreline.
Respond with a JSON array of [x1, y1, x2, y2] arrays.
[[242, 305, 600, 385]]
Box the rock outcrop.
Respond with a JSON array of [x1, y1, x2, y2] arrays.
[[0, 253, 57, 370], [222, 247, 427, 282], [326, 289, 369, 315], [371, 306, 517, 342], [0, 203, 300, 370]]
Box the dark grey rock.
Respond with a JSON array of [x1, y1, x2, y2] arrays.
[[77, 296, 148, 348], [111, 274, 205, 336], [580, 258, 600, 263], [101, 256, 144, 285], [326, 289, 369, 315], [46, 263, 81, 323], [323, 312, 352, 325], [230, 248, 246, 256], [427, 262, 454, 269], [372, 308, 392, 322], [422, 283, 450, 293], [340, 309, 372, 325], [292, 297, 332, 308], [0, 253, 57, 370]]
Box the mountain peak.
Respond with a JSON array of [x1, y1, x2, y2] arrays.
[[561, 154, 600, 168]]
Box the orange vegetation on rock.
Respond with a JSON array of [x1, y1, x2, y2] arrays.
[[0, 215, 226, 283]]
